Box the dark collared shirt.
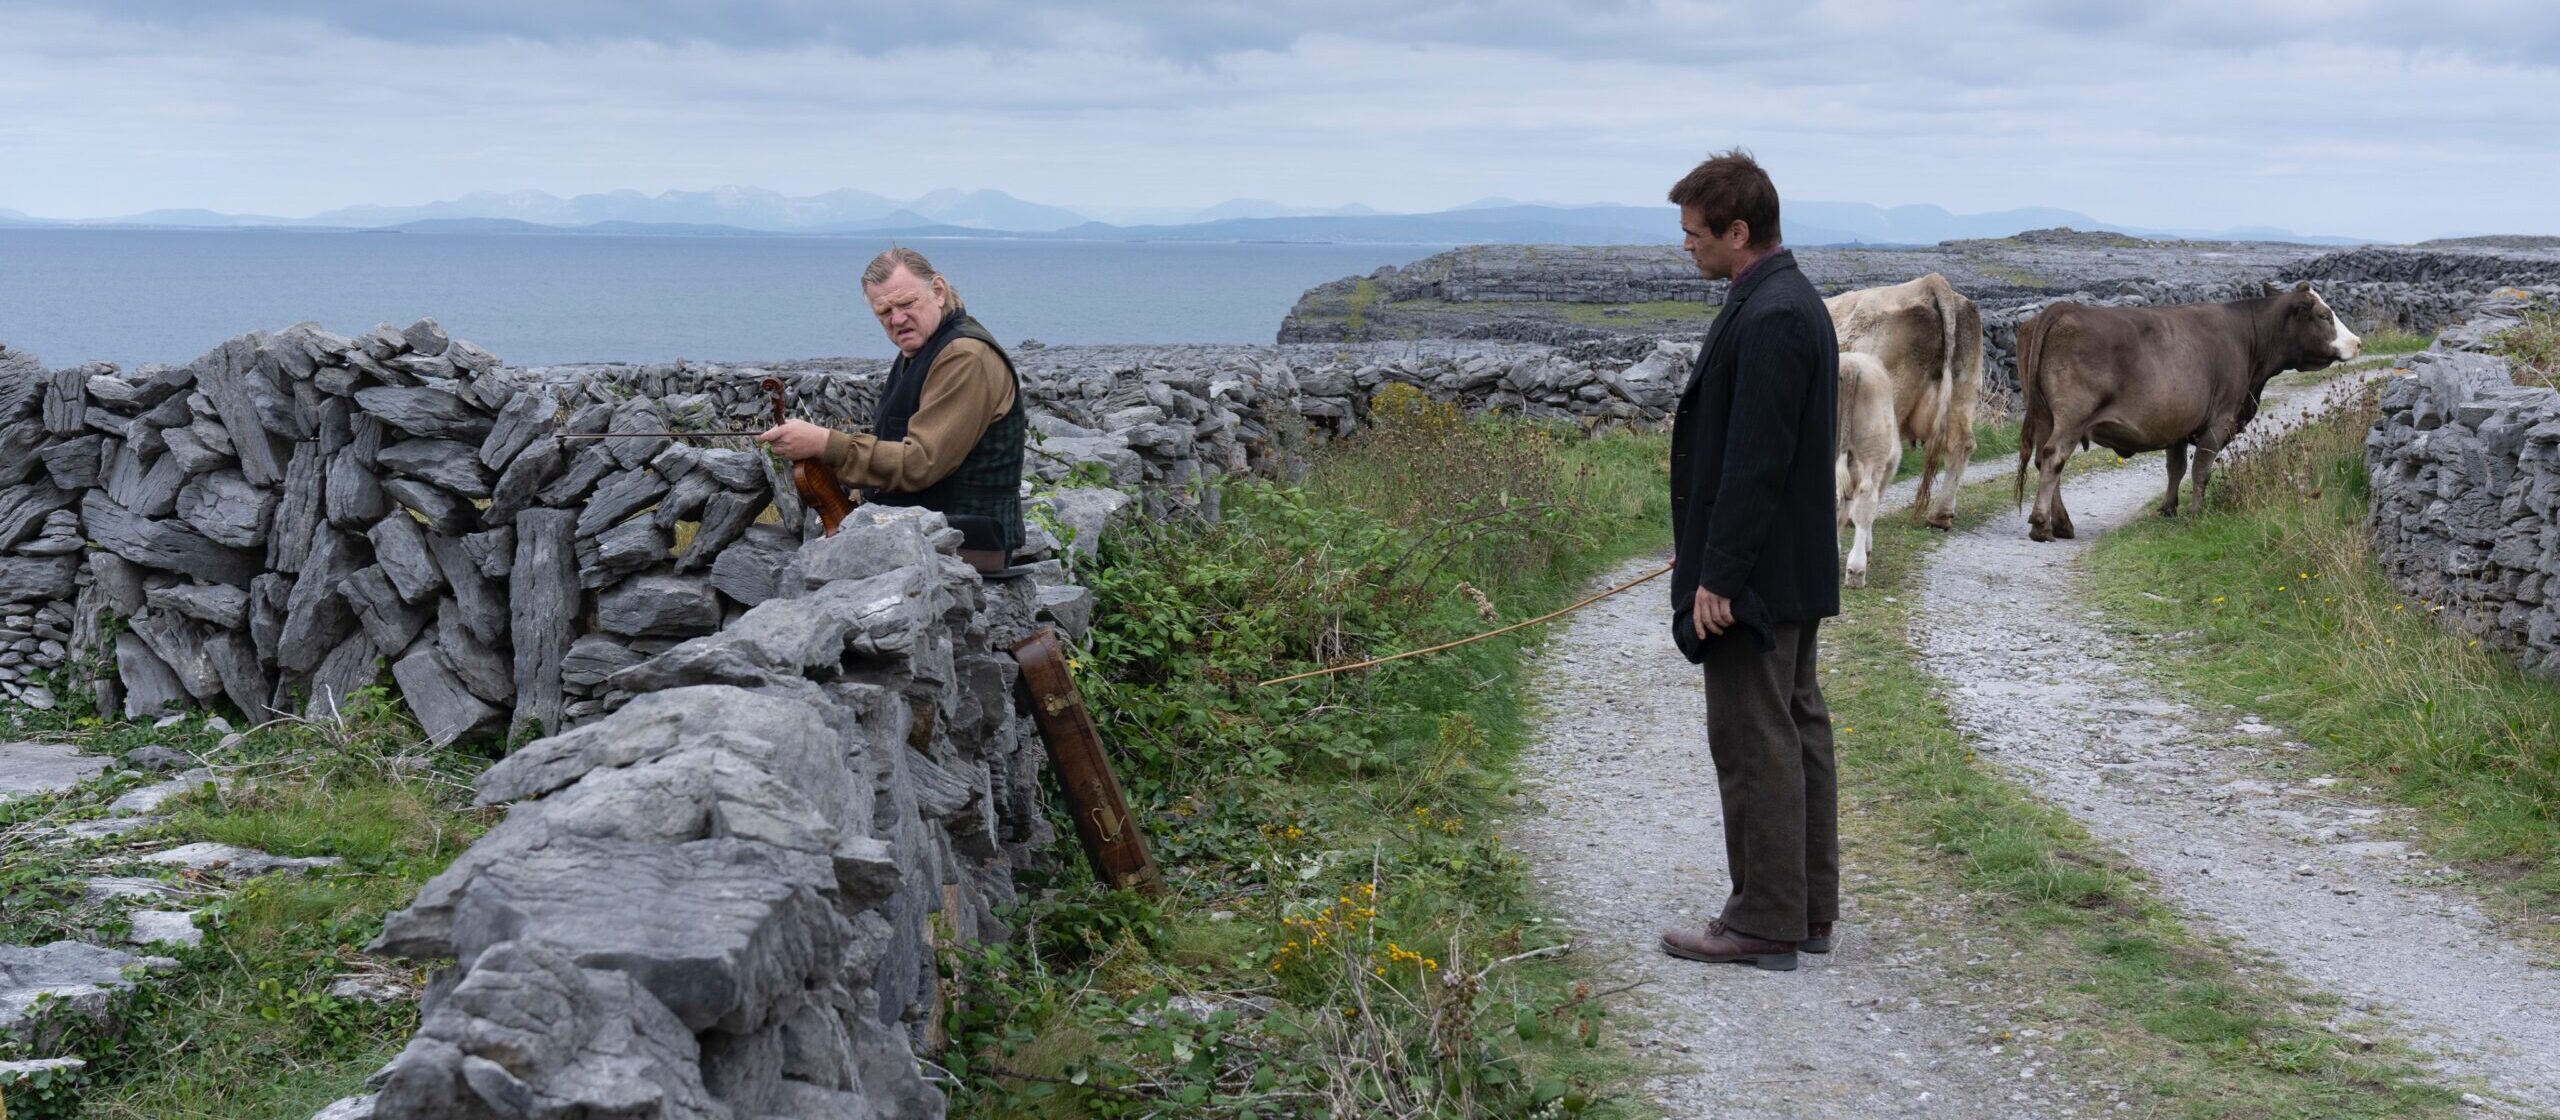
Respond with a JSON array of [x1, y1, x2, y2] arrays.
[[1727, 243, 1784, 293]]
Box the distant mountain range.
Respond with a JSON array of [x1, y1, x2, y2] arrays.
[[0, 186, 2376, 246]]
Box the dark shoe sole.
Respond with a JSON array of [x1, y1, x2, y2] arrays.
[[1800, 937, 1832, 954], [1659, 937, 1799, 971]]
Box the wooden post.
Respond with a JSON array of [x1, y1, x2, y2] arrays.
[[1008, 627, 1160, 894]]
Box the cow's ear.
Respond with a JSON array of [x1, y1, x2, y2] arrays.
[[2293, 279, 2312, 293], [2261, 281, 2280, 297]]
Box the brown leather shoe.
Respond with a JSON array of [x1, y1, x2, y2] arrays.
[[1659, 920, 1798, 971]]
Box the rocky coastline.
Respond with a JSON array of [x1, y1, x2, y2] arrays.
[[1278, 231, 2560, 405]]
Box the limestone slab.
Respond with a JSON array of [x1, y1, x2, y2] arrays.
[[0, 741, 107, 798]]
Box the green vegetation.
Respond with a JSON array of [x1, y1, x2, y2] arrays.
[[2358, 328, 2433, 356], [2268, 354, 2403, 392], [1973, 261, 2056, 289], [945, 385, 1671, 1118], [1830, 480, 2463, 1119], [0, 691, 490, 1118], [2491, 299, 2560, 390], [1320, 297, 1713, 340], [1554, 300, 1716, 327], [1894, 415, 2023, 484], [1395, 297, 1707, 328], [2088, 389, 2560, 914], [1341, 278, 1381, 335]]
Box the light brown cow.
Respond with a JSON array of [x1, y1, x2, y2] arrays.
[[1824, 273, 1984, 529], [1835, 351, 1899, 588], [2012, 282, 2361, 542]]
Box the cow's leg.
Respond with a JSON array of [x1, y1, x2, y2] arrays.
[[2051, 483, 2077, 539], [2159, 441, 2189, 517], [1910, 438, 1940, 524], [2188, 445, 2219, 515], [1845, 474, 1880, 588], [2028, 440, 2071, 542], [1926, 420, 1975, 531], [1836, 455, 1852, 528]]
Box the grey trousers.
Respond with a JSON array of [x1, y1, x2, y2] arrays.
[[1701, 620, 1838, 943]]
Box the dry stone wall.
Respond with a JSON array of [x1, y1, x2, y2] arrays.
[[331, 505, 1082, 1120], [0, 321, 811, 742], [2, 321, 1688, 743], [2366, 310, 2560, 681], [531, 338, 1687, 467]]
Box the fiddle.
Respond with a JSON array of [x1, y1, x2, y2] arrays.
[[762, 377, 858, 536]]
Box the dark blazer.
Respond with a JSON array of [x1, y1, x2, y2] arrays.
[[1670, 250, 1841, 660]]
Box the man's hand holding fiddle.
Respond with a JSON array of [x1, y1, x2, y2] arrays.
[[759, 419, 832, 461]]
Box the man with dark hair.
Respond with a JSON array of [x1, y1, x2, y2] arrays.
[[1658, 149, 1842, 972], [761, 247, 1027, 568]]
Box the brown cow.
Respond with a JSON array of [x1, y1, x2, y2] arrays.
[[1824, 273, 1984, 530], [2012, 281, 2362, 542], [1835, 352, 1899, 588]]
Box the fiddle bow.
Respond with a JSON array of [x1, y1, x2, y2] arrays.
[[763, 377, 858, 536]]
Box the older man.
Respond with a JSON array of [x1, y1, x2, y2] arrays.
[[760, 247, 1027, 564], [1659, 150, 1841, 972]]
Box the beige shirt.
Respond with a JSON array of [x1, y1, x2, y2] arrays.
[[821, 338, 1016, 493]]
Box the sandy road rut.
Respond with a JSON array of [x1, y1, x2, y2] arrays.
[[1509, 373, 2560, 1117]]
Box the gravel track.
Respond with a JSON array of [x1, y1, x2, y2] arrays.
[[1504, 489, 2107, 1118], [1913, 373, 2560, 1114], [1508, 371, 2559, 1117]]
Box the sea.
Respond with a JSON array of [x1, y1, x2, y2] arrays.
[[0, 229, 1442, 369]]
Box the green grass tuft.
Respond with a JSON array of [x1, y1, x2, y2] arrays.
[[1342, 277, 1380, 334], [2359, 328, 2433, 356], [2491, 299, 2560, 390]]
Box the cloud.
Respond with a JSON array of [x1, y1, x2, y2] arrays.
[[0, 1, 2554, 240], [27, 0, 2560, 67]]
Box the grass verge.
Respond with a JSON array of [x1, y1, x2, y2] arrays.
[[2493, 299, 2560, 391], [1894, 414, 2022, 484], [2085, 387, 2560, 917], [2358, 328, 2434, 357], [0, 690, 490, 1118], [945, 387, 1670, 1118], [1825, 480, 2464, 1119]]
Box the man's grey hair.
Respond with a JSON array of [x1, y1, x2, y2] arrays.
[[862, 246, 964, 314]]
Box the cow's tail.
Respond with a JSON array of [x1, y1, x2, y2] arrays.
[[2013, 306, 2054, 508], [1926, 274, 1959, 451]]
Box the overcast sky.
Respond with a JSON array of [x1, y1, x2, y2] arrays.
[[3, 1, 2554, 241]]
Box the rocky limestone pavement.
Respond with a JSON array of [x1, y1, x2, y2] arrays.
[[1279, 234, 2560, 405], [0, 736, 367, 1080], [0, 1056, 87, 1093], [0, 739, 107, 797]]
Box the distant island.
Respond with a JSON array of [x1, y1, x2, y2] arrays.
[[0, 185, 2388, 247]]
